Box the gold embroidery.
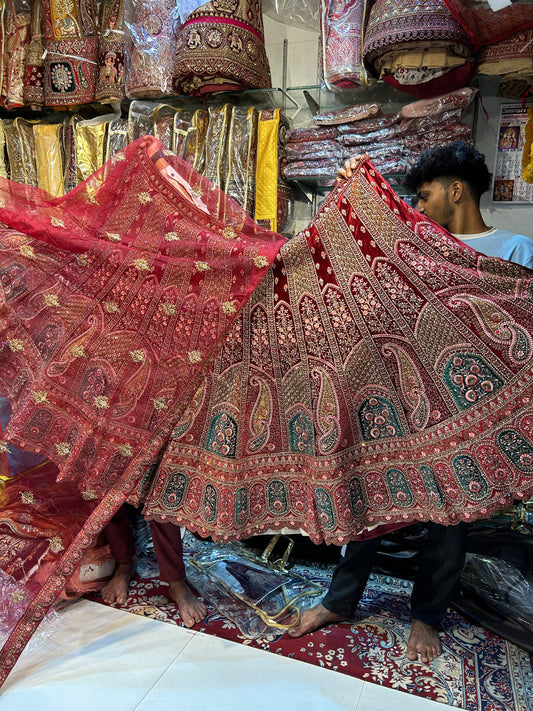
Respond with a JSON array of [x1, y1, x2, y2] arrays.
[[133, 259, 150, 272], [130, 350, 145, 363], [76, 254, 89, 266], [55, 442, 71, 456], [20, 245, 35, 258], [105, 301, 120, 313], [0, 441, 9, 453], [82, 490, 98, 500], [48, 535, 64, 553], [93, 395, 110, 409], [20, 491, 35, 504], [9, 590, 26, 604], [152, 397, 168, 411], [188, 350, 202, 364], [44, 294, 60, 307], [195, 261, 210, 272], [252, 255, 269, 268], [106, 232, 121, 243], [32, 390, 49, 403], [162, 302, 177, 315], [222, 301, 237, 314], [138, 192, 151, 204], [165, 232, 179, 241], [71, 344, 86, 358], [114, 153, 126, 162], [222, 227, 236, 240], [51, 216, 65, 228], [7, 339, 24, 352], [118, 444, 133, 457]]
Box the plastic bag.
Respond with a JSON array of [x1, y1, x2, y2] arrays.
[[400, 87, 476, 119], [262, 0, 319, 32], [314, 102, 381, 126]]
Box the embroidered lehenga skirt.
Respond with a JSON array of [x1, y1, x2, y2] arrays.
[[0, 137, 533, 685]]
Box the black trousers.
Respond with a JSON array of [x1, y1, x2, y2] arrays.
[[322, 521, 468, 626]]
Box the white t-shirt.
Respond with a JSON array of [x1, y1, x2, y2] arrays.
[[453, 227, 533, 270]]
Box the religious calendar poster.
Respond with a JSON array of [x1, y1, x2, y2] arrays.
[[492, 103, 533, 204]]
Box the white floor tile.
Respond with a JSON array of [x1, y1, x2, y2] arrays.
[[0, 600, 463, 711], [356, 679, 463, 711], [136, 630, 364, 711], [0, 600, 195, 711]]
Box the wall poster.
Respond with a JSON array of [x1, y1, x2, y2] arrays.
[[492, 103, 533, 204]]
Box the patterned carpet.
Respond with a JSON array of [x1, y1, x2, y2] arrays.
[[87, 533, 533, 711]]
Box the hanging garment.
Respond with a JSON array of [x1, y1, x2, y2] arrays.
[[42, 0, 99, 106], [95, 0, 126, 103], [0, 0, 31, 109], [1, 137, 533, 686], [23, 0, 45, 109], [320, 0, 371, 89], [173, 0, 272, 96], [477, 29, 533, 100]]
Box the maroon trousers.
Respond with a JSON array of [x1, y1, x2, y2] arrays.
[[104, 504, 186, 582]]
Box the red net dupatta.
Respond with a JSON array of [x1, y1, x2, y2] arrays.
[[0, 135, 284, 685]]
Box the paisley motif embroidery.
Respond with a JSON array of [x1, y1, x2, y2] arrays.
[[205, 411, 238, 458], [497, 429, 533, 473], [443, 353, 503, 409], [288, 411, 314, 454], [357, 395, 403, 441]]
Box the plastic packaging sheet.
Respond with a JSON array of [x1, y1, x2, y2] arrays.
[[460, 553, 533, 637], [188, 542, 323, 638], [96, 0, 126, 103], [282, 158, 340, 181], [341, 125, 401, 147], [224, 107, 259, 217], [124, 0, 181, 99], [180, 108, 209, 171], [314, 102, 381, 126], [202, 104, 233, 190], [0, 0, 31, 109], [289, 126, 340, 143], [286, 138, 341, 161], [262, 0, 319, 33], [337, 112, 400, 135], [400, 87, 476, 119], [320, 0, 370, 90]]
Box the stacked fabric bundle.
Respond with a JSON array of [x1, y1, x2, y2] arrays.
[[283, 88, 476, 183], [477, 29, 533, 100], [362, 0, 475, 98]]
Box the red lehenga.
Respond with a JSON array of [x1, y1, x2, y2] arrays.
[[1, 136, 533, 684]]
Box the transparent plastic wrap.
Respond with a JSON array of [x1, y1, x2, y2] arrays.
[[399, 87, 476, 119], [60, 115, 81, 194], [313, 102, 381, 126], [341, 125, 402, 147], [153, 105, 180, 151], [0, 0, 31, 109], [202, 104, 233, 190], [75, 111, 121, 184], [336, 112, 400, 136], [173, 0, 271, 96], [180, 108, 209, 171], [458, 553, 533, 653], [188, 538, 323, 638], [282, 158, 339, 182], [42, 0, 99, 107], [320, 0, 370, 91], [286, 139, 341, 161], [171, 109, 193, 157], [124, 0, 180, 99], [288, 126, 339, 143], [23, 0, 44, 109], [95, 0, 126, 103], [404, 123, 471, 152], [0, 122, 8, 180], [262, 0, 319, 32], [224, 107, 258, 217], [3, 118, 36, 186], [127, 100, 157, 143], [105, 117, 129, 160], [33, 123, 65, 197], [398, 108, 464, 136]]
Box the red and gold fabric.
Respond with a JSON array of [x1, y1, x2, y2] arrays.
[[320, 0, 371, 89], [95, 0, 125, 103], [1, 138, 533, 685], [0, 0, 31, 109], [23, 0, 45, 109], [42, 0, 98, 107], [443, 0, 533, 51], [173, 0, 271, 96]]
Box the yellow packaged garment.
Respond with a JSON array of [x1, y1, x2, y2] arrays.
[[522, 105, 533, 184], [34, 123, 64, 197], [255, 108, 281, 232]]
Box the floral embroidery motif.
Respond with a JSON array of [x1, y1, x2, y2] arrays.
[[222, 227, 236, 240], [32, 391, 49, 403], [133, 259, 150, 272], [130, 350, 145, 363], [104, 301, 120, 313], [70, 345, 86, 358], [20, 491, 35, 504], [82, 490, 98, 500], [195, 261, 210, 272], [93, 395, 110, 409], [76, 254, 89, 266], [44, 294, 60, 307], [55, 442, 71, 456], [19, 245, 35, 258], [0, 441, 9, 453], [118, 444, 133, 457], [138, 192, 152, 204], [221, 301, 237, 314], [106, 232, 121, 243], [48, 536, 64, 553], [188, 350, 202, 364], [51, 217, 65, 228], [162, 303, 177, 315], [152, 397, 168, 411], [9, 590, 26, 604], [165, 232, 179, 241], [7, 339, 24, 352], [253, 255, 269, 268]]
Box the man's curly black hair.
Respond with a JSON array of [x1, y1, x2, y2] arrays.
[[404, 141, 491, 202]]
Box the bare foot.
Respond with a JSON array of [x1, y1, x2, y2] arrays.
[[168, 579, 207, 628], [406, 619, 441, 663], [287, 603, 347, 638], [101, 562, 135, 605]]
